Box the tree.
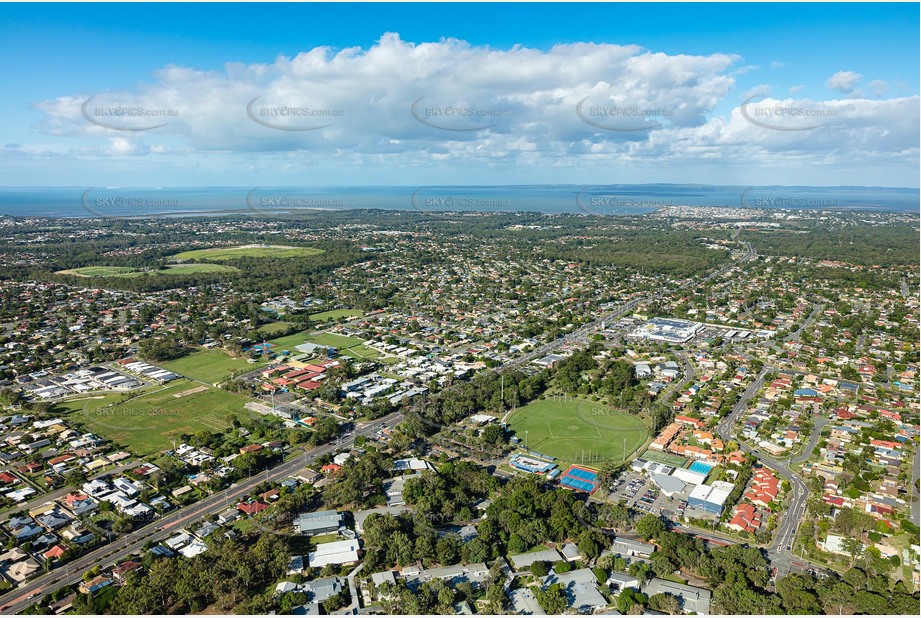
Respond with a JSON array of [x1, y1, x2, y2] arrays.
[[435, 536, 461, 566], [437, 586, 455, 610], [485, 583, 507, 613], [507, 533, 528, 554], [554, 560, 572, 574], [480, 424, 505, 446], [651, 552, 678, 578], [530, 560, 550, 577], [648, 592, 681, 614], [775, 573, 820, 614], [841, 537, 864, 565], [461, 538, 491, 563], [578, 531, 602, 561], [627, 560, 652, 585], [636, 514, 666, 541], [64, 469, 88, 488], [112, 516, 135, 533], [536, 584, 568, 614], [616, 588, 648, 613]]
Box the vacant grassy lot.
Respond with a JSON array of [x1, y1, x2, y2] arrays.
[[507, 397, 648, 467], [161, 349, 261, 383], [172, 245, 324, 261], [54, 379, 248, 456], [57, 263, 237, 278], [257, 321, 297, 336]]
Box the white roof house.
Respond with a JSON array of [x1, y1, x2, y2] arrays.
[[508, 548, 563, 570], [307, 539, 360, 568]]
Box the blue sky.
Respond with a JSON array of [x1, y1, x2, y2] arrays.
[[1, 2, 918, 187]]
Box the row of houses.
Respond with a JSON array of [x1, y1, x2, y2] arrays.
[[21, 365, 144, 400]]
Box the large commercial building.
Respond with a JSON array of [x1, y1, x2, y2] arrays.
[[672, 467, 709, 486], [687, 481, 734, 516], [650, 473, 686, 497], [629, 318, 703, 344]]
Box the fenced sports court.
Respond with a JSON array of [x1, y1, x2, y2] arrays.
[[558, 464, 600, 493]]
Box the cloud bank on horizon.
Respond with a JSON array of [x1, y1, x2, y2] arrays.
[[10, 33, 921, 187]]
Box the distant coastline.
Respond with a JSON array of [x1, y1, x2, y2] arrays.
[[0, 184, 917, 219]]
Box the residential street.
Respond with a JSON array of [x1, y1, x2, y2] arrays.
[[0, 414, 402, 615]]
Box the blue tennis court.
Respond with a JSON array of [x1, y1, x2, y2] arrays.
[[689, 461, 714, 474], [558, 465, 601, 493], [567, 467, 598, 481], [560, 476, 596, 492]]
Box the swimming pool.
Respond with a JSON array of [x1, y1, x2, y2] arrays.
[[688, 461, 714, 474]]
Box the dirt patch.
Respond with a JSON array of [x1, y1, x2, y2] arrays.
[[173, 385, 209, 398]]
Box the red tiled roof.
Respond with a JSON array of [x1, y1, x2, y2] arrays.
[[43, 544, 66, 559], [236, 501, 269, 515]]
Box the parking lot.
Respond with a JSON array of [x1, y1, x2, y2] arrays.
[[606, 472, 689, 519]]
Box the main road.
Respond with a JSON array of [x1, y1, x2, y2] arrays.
[[2, 241, 761, 613], [0, 413, 403, 615], [503, 239, 757, 373]]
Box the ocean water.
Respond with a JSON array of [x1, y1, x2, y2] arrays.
[[0, 185, 917, 219]]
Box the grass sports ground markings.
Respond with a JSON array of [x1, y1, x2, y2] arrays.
[[54, 379, 250, 456], [173, 385, 209, 398], [266, 330, 384, 361], [161, 348, 259, 383], [171, 244, 324, 261], [507, 395, 648, 467]]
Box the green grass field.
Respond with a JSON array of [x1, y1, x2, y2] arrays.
[[161, 349, 262, 383], [264, 331, 315, 351], [309, 309, 364, 322], [257, 321, 297, 336], [267, 330, 382, 360], [53, 379, 248, 456], [57, 266, 138, 277], [171, 245, 324, 261], [304, 332, 366, 348], [507, 397, 649, 467], [57, 263, 237, 278]]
